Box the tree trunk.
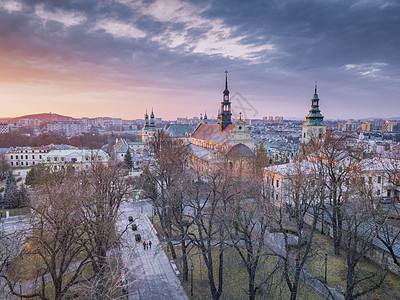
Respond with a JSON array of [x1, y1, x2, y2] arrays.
[[182, 241, 188, 281]]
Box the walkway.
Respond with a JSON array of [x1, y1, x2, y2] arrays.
[[118, 201, 189, 300]]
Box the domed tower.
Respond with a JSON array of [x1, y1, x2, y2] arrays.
[[302, 83, 326, 144], [142, 109, 157, 142], [219, 71, 232, 132]]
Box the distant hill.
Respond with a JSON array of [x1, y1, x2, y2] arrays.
[[0, 113, 77, 124]]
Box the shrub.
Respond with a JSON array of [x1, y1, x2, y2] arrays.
[[128, 216, 133, 222], [131, 224, 137, 231], [135, 234, 141, 242], [16, 177, 22, 182], [0, 187, 4, 193]]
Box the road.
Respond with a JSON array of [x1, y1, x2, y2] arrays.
[[118, 200, 189, 300]]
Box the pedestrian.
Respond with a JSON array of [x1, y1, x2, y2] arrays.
[[146, 242, 149, 250], [143, 241, 146, 250], [149, 241, 152, 249]]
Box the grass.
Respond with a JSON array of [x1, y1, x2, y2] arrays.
[[151, 214, 325, 299], [161, 239, 324, 299], [306, 231, 400, 299]]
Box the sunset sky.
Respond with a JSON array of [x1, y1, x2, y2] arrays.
[[0, 0, 399, 120]]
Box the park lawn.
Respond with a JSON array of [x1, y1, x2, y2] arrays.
[[306, 231, 400, 299], [165, 245, 325, 300]]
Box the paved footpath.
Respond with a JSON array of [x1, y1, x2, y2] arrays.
[[118, 201, 189, 300]]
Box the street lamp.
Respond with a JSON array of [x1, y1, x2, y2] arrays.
[[19, 279, 22, 300], [324, 253, 328, 284], [190, 263, 194, 297]]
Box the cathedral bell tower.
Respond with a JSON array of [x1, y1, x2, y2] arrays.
[[301, 83, 326, 144], [219, 71, 232, 131]]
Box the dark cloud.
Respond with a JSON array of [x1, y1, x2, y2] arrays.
[[0, 0, 399, 119]]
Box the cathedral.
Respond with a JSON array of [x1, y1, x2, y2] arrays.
[[188, 72, 256, 172]]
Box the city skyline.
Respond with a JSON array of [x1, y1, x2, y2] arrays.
[[0, 0, 399, 120]]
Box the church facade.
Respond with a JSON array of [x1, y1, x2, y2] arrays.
[[188, 72, 256, 172], [142, 109, 158, 143]]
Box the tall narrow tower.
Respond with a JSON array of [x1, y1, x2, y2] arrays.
[[302, 83, 326, 144], [219, 71, 232, 131]]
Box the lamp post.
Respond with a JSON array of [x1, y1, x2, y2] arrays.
[[19, 279, 22, 300], [324, 253, 328, 284], [190, 263, 194, 297]]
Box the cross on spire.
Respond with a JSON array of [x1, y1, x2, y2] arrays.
[[239, 112, 242, 120], [314, 80, 318, 94], [225, 70, 228, 90]]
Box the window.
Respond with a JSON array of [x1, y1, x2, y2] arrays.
[[21, 162, 23, 166], [11, 162, 13, 166], [378, 176, 381, 184], [377, 189, 381, 196], [16, 162, 19, 165], [54, 157, 57, 162], [61, 157, 65, 162], [39, 155, 42, 159], [25, 155, 28, 159], [33, 162, 35, 165], [16, 155, 18, 159], [32, 155, 35, 159], [276, 180, 279, 188], [10, 155, 13, 159], [276, 194, 279, 200]]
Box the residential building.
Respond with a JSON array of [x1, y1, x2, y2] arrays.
[[0, 123, 9, 134], [47, 121, 88, 136], [113, 138, 149, 169], [43, 149, 109, 171], [6, 147, 51, 167]]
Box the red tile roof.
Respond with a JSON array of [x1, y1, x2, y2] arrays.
[[191, 124, 235, 144]]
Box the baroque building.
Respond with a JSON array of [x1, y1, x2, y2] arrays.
[[301, 84, 326, 144], [188, 72, 255, 171], [142, 109, 157, 143]]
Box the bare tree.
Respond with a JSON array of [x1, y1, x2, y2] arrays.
[[225, 174, 277, 300], [5, 169, 92, 300], [275, 160, 327, 300], [78, 161, 129, 299], [141, 131, 188, 260], [341, 171, 388, 300], [307, 131, 361, 255], [185, 165, 239, 300]]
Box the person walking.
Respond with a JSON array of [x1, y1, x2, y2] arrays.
[[143, 241, 146, 250], [149, 241, 152, 249]]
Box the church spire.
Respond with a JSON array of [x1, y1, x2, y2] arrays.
[[305, 84, 324, 126], [224, 70, 229, 95], [219, 71, 232, 131]]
